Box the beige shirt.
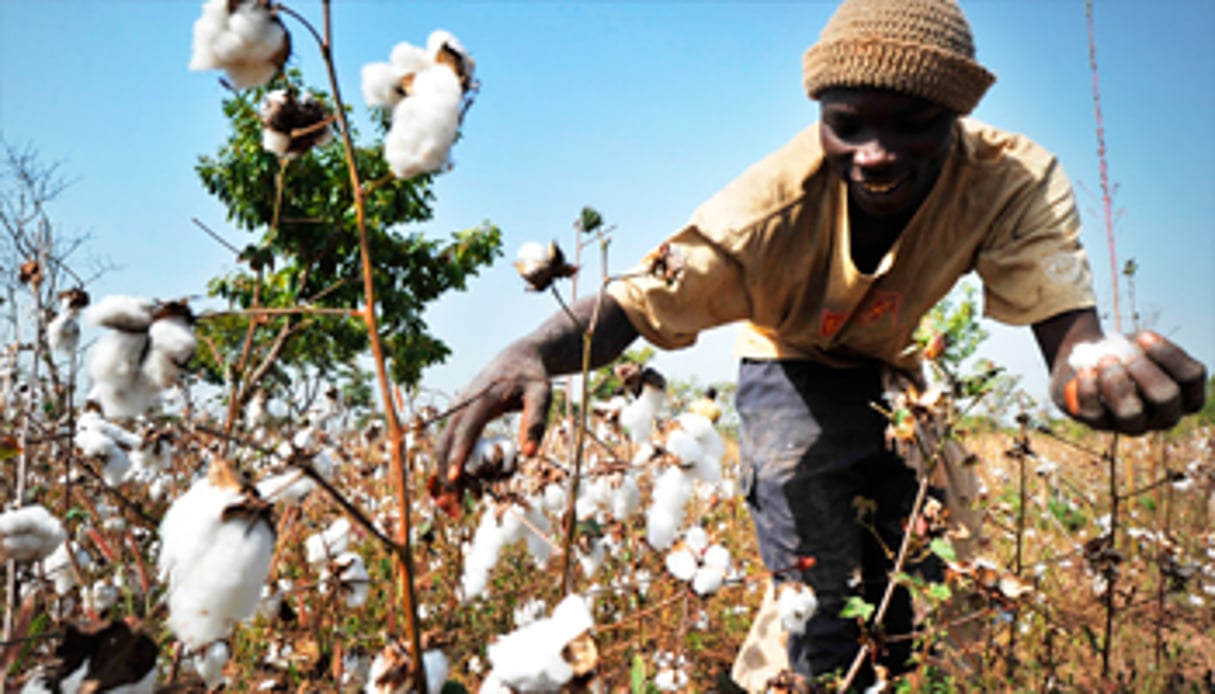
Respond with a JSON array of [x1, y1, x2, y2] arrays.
[[607, 118, 1096, 370]]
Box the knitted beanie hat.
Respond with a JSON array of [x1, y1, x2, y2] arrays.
[[802, 0, 995, 114]]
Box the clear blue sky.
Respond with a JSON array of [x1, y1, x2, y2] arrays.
[[1, 1, 1212, 411]]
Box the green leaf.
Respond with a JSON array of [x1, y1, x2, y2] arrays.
[[630, 654, 647, 694], [580, 206, 603, 233], [927, 582, 952, 602], [440, 683, 470, 694], [929, 537, 957, 563], [840, 596, 875, 622]]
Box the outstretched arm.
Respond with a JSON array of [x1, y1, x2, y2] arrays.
[[434, 294, 639, 500], [1033, 307, 1206, 434]]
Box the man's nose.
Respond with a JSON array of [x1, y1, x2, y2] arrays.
[[853, 138, 897, 167]]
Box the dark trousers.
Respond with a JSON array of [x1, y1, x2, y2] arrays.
[[737, 359, 932, 687]]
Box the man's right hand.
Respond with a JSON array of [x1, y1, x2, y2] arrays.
[[433, 340, 553, 512], [431, 294, 640, 514]]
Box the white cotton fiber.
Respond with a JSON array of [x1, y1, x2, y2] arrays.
[[384, 66, 463, 180], [322, 551, 369, 608], [191, 0, 288, 90], [361, 62, 404, 109], [620, 384, 665, 444], [645, 467, 694, 550], [192, 641, 230, 690], [257, 470, 315, 504], [390, 41, 430, 74], [674, 413, 725, 483], [305, 518, 352, 564], [485, 594, 593, 690], [692, 565, 725, 596], [149, 315, 197, 363], [462, 508, 507, 601], [664, 548, 697, 582], [47, 311, 81, 355], [1068, 334, 1144, 372], [86, 295, 154, 331], [158, 476, 275, 650], [777, 583, 819, 635], [577, 538, 606, 579], [610, 473, 642, 521], [0, 505, 66, 563]]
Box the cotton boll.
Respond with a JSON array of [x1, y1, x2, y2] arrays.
[[384, 66, 463, 180], [486, 594, 593, 690], [305, 518, 352, 564], [422, 650, 449, 694], [86, 295, 154, 332], [654, 667, 689, 691], [461, 509, 507, 601], [691, 566, 725, 596], [42, 542, 87, 595], [149, 315, 197, 363], [777, 583, 818, 635], [610, 473, 642, 521], [257, 470, 315, 504], [1068, 334, 1144, 371], [326, 552, 370, 608], [362, 62, 405, 109], [85, 580, 119, 613], [158, 472, 276, 650], [646, 467, 693, 550], [684, 526, 709, 555], [47, 310, 81, 355], [0, 505, 66, 563], [702, 544, 731, 572], [665, 548, 697, 582], [464, 436, 517, 479], [192, 641, 230, 690], [542, 482, 566, 512], [646, 509, 679, 553], [674, 413, 724, 483], [389, 41, 430, 74], [88, 330, 148, 388], [101, 448, 131, 487], [620, 385, 665, 444]]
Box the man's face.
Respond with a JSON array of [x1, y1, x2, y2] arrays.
[[819, 88, 956, 219]]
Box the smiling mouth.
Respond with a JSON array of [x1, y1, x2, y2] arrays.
[[857, 178, 903, 195]]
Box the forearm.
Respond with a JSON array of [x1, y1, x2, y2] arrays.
[[518, 293, 639, 376]]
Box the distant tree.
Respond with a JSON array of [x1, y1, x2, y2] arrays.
[[0, 139, 113, 415], [193, 70, 501, 414]]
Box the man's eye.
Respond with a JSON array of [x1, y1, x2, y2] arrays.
[[826, 117, 860, 138]]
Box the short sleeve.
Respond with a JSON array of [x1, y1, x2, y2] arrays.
[[975, 157, 1097, 326], [606, 224, 751, 350]]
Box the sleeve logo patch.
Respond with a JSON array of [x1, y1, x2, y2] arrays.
[[1042, 253, 1081, 285]]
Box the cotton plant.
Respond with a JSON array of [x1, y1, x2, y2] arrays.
[[361, 30, 476, 180], [664, 525, 732, 596], [259, 88, 332, 157], [157, 459, 276, 651], [85, 296, 197, 419], [0, 504, 66, 563], [483, 594, 596, 690], [189, 0, 290, 90], [43, 541, 91, 596]]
